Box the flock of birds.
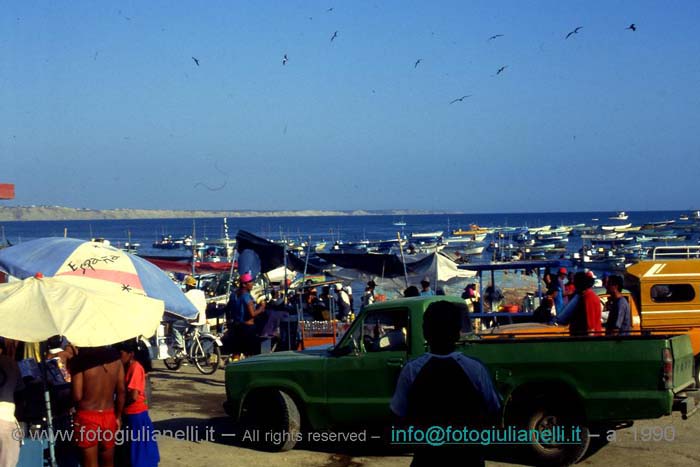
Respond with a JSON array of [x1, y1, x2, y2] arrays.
[[187, 10, 638, 107]]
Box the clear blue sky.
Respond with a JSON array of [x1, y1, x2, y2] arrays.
[[2, 1, 699, 212]]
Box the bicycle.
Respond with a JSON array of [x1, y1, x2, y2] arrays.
[[163, 324, 223, 375]]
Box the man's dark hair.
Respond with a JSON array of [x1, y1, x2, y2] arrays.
[[403, 285, 420, 297], [423, 301, 467, 348], [573, 271, 594, 291], [607, 275, 624, 289]]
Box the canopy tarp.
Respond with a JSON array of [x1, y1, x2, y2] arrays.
[[235, 230, 321, 273]]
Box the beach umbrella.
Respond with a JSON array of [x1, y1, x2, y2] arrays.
[[0, 274, 164, 346], [0, 237, 198, 319]]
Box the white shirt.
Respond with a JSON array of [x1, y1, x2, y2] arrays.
[[185, 288, 208, 325]]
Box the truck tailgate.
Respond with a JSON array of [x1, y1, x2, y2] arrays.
[[670, 334, 695, 392]]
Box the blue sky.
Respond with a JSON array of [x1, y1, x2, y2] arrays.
[[2, 1, 699, 212]]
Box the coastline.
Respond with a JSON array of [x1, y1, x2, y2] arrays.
[[0, 206, 461, 222]]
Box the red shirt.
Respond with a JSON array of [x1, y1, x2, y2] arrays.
[[124, 360, 149, 415]]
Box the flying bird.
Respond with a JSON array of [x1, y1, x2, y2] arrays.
[[414, 59, 422, 68], [626, 23, 637, 31], [449, 95, 472, 104], [282, 54, 288, 65], [327, 7, 334, 12], [496, 65, 507, 75], [488, 34, 504, 41], [191, 56, 200, 66], [330, 30, 338, 42], [565, 27, 582, 39]]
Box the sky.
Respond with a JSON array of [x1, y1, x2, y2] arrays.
[[2, 1, 700, 212]]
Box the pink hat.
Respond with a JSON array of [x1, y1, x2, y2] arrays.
[[240, 272, 253, 283]]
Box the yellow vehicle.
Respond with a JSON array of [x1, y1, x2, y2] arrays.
[[485, 246, 700, 383], [625, 246, 700, 363]]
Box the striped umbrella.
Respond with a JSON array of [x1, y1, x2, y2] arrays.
[[0, 237, 198, 319]]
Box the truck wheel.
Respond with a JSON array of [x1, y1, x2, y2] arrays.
[[695, 356, 700, 387], [519, 404, 590, 466], [240, 389, 301, 452]]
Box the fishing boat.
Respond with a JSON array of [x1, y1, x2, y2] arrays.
[[392, 218, 407, 226], [452, 224, 491, 236], [601, 223, 632, 231], [410, 230, 444, 239], [609, 211, 629, 221]]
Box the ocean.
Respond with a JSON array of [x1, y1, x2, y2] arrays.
[[0, 210, 691, 247]]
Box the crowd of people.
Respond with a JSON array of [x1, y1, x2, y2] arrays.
[[0, 336, 158, 467]]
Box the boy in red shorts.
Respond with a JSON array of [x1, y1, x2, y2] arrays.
[[71, 346, 125, 467]]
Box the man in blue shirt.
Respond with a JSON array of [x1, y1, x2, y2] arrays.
[[605, 275, 632, 335], [419, 277, 434, 296], [391, 301, 501, 466]]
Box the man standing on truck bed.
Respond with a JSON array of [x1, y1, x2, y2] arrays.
[[605, 275, 632, 336], [570, 271, 603, 336], [390, 301, 501, 466]]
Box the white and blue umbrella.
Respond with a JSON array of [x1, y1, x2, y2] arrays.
[[0, 237, 198, 319]]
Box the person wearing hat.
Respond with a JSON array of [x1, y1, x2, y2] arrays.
[[420, 277, 434, 296], [549, 267, 568, 315], [226, 272, 266, 357], [334, 283, 352, 321], [171, 275, 205, 357], [361, 280, 376, 311]]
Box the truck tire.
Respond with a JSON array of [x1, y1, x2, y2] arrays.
[[695, 356, 700, 387], [518, 403, 590, 466], [240, 389, 301, 452]]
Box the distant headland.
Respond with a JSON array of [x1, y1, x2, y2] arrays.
[[0, 206, 460, 222]]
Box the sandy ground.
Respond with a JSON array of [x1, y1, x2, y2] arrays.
[[149, 361, 700, 467]]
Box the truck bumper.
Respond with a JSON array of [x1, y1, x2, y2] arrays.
[[673, 389, 700, 420]]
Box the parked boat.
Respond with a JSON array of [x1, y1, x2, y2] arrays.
[[452, 224, 491, 236], [410, 231, 444, 238], [601, 223, 632, 231]]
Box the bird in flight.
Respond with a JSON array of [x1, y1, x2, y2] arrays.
[[449, 95, 472, 104], [282, 54, 288, 65], [626, 23, 637, 31], [565, 27, 582, 39], [496, 65, 507, 75], [330, 31, 338, 42], [414, 59, 422, 68], [191, 56, 200, 66], [488, 34, 504, 41], [327, 7, 334, 12]]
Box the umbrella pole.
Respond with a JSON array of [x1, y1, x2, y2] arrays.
[[41, 365, 58, 467]]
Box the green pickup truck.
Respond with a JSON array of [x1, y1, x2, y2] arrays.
[[224, 296, 699, 465]]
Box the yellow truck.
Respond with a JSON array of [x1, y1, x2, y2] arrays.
[[484, 247, 700, 383], [625, 246, 700, 380]]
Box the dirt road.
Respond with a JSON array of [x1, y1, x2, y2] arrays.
[[149, 361, 699, 466]]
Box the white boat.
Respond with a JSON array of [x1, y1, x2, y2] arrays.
[[609, 211, 629, 221], [410, 231, 444, 238], [461, 245, 485, 256], [601, 223, 632, 231], [692, 211, 700, 220], [444, 233, 487, 243], [392, 218, 407, 226]]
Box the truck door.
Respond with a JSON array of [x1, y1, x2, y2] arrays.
[[324, 307, 409, 427]]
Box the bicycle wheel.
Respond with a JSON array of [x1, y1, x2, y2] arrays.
[[192, 336, 221, 375], [163, 355, 182, 371]]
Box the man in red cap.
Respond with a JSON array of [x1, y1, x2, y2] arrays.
[[226, 272, 266, 357]]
